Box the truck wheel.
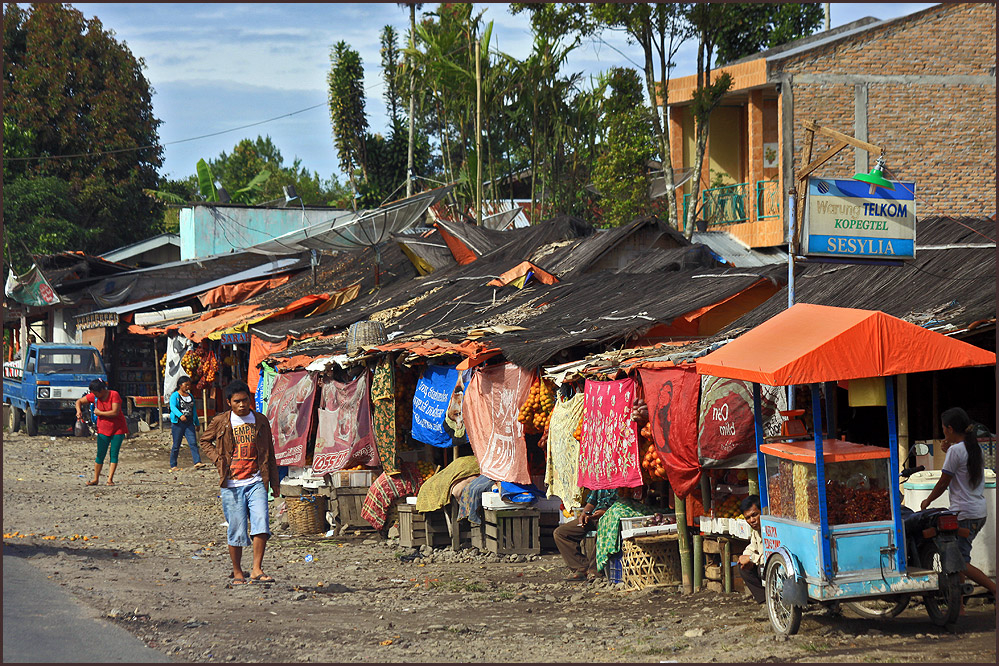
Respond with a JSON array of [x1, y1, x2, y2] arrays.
[[24, 406, 38, 436], [8, 404, 22, 433]]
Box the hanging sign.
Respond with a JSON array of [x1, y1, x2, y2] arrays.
[[219, 332, 250, 344], [803, 177, 916, 260]]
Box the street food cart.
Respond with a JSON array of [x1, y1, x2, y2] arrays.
[[697, 304, 996, 635]]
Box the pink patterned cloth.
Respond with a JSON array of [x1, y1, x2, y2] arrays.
[[464, 362, 533, 484], [312, 373, 379, 475], [577, 377, 642, 490], [267, 370, 317, 467]]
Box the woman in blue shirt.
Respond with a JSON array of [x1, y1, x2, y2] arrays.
[[169, 376, 204, 471]]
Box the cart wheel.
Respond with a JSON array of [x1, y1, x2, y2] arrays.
[[24, 406, 38, 437], [920, 542, 961, 627], [844, 594, 911, 620], [766, 555, 802, 636]]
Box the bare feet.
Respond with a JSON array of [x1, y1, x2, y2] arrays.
[[85, 479, 98, 486], [106, 480, 115, 486]]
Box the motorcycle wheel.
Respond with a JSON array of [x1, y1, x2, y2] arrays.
[[844, 594, 911, 619], [766, 555, 802, 636], [919, 542, 961, 627]]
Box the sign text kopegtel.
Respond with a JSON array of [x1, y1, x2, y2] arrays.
[[803, 177, 916, 260]]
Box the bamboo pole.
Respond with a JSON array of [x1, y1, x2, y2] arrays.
[[154, 337, 164, 430], [674, 492, 693, 594], [722, 538, 732, 593], [475, 39, 483, 227]]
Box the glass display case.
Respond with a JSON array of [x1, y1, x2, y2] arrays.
[[762, 439, 891, 526]]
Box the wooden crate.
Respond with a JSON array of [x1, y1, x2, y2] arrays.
[[539, 511, 560, 552], [398, 503, 427, 548], [622, 534, 682, 591], [482, 507, 540, 555], [332, 486, 374, 531]]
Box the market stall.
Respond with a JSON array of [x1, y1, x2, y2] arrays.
[[696, 303, 997, 635]]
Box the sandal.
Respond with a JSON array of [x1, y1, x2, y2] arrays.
[[105, 481, 115, 486], [170, 467, 181, 472], [230, 578, 251, 586], [85, 480, 98, 486], [249, 573, 275, 583], [565, 570, 587, 581]]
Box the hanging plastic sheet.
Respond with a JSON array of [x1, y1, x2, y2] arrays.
[[698, 375, 786, 468], [312, 372, 378, 475], [255, 362, 278, 415], [411, 364, 459, 448], [464, 362, 533, 484], [639, 367, 702, 498], [267, 370, 317, 467], [577, 377, 643, 490]]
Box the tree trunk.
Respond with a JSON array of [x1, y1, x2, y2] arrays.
[[406, 4, 416, 198]]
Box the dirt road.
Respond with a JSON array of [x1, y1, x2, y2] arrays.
[[3, 426, 995, 663]]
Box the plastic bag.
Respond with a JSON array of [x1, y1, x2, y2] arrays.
[[74, 419, 91, 438]]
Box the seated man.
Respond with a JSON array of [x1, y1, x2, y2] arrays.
[[737, 494, 766, 607], [553, 488, 617, 581]]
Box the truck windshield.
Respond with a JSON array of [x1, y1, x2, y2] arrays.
[[37, 350, 105, 375]]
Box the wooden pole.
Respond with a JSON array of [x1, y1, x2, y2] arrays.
[[475, 38, 483, 227], [722, 537, 732, 593], [693, 534, 703, 592], [674, 492, 693, 594], [154, 337, 164, 430]]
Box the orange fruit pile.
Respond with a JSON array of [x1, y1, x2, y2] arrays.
[[518, 377, 555, 434]]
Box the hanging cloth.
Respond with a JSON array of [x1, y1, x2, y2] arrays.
[[464, 362, 533, 484], [370, 356, 399, 475], [639, 367, 702, 497], [577, 377, 642, 490], [411, 364, 459, 448], [545, 392, 586, 508], [267, 370, 317, 467], [312, 372, 378, 475]]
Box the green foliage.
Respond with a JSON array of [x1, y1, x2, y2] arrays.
[[380, 25, 404, 125], [592, 68, 654, 228], [196, 158, 219, 202], [328, 41, 369, 200], [3, 3, 164, 258], [714, 3, 825, 66]]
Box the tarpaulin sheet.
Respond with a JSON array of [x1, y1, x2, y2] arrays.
[[255, 363, 278, 415], [163, 334, 193, 397], [638, 367, 701, 497], [698, 375, 785, 469], [267, 370, 317, 467], [578, 377, 643, 490], [486, 261, 558, 288], [312, 373, 378, 474], [697, 303, 997, 385], [248, 336, 289, 394], [464, 362, 533, 484], [411, 365, 459, 448], [198, 275, 291, 308], [436, 224, 478, 265]]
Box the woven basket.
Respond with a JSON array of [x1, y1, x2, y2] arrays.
[[347, 320, 387, 356], [286, 495, 328, 535], [622, 535, 682, 590]]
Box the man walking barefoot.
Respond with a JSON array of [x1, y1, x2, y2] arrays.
[[199, 380, 280, 585]]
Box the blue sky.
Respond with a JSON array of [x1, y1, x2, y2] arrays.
[[71, 2, 936, 183]]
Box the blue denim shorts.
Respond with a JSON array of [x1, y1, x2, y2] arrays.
[[220, 481, 270, 547], [957, 517, 986, 564]]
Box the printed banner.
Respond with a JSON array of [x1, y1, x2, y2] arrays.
[[639, 367, 702, 498], [464, 362, 533, 484], [267, 370, 317, 467], [4, 264, 61, 306], [312, 373, 378, 474], [577, 377, 643, 490], [163, 334, 193, 397], [698, 376, 786, 468], [411, 364, 459, 448]]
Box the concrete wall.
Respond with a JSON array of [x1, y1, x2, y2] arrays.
[[179, 205, 353, 260]]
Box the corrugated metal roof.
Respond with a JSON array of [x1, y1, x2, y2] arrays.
[[691, 231, 787, 267]]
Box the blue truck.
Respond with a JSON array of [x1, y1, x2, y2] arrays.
[[3, 343, 107, 436]]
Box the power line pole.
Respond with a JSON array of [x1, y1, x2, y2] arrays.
[[406, 3, 417, 198]]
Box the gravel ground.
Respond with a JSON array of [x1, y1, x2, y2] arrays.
[[3, 425, 996, 663]]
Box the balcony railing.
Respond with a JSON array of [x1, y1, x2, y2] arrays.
[[681, 180, 782, 231]]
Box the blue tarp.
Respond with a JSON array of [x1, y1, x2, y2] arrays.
[[411, 364, 458, 448]]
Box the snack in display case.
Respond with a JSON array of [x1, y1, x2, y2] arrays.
[[763, 439, 891, 526]]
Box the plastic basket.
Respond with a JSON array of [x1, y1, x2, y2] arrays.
[[606, 552, 624, 584], [286, 495, 328, 535]]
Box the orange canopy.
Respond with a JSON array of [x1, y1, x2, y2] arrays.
[[696, 303, 996, 386]]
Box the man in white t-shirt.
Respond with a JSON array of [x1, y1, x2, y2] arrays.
[[199, 380, 279, 586]]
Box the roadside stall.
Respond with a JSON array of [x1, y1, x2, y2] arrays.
[[696, 303, 997, 635]]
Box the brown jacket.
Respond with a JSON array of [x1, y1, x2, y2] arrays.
[[199, 410, 280, 496]]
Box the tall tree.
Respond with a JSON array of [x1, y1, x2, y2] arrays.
[[592, 68, 654, 227], [397, 2, 424, 197], [380, 25, 404, 126], [3, 3, 164, 261], [714, 3, 824, 65], [327, 41, 369, 209]]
